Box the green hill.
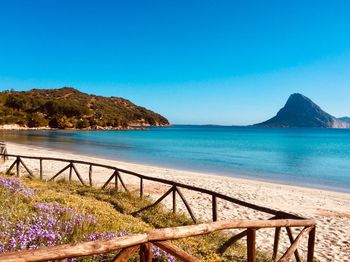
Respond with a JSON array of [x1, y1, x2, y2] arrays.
[[0, 87, 169, 129]]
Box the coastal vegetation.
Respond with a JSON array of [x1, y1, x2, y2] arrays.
[[0, 87, 169, 129], [0, 174, 270, 261]]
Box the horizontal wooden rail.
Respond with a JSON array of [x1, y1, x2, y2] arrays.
[[0, 219, 316, 262], [2, 153, 118, 170], [0, 234, 148, 262]]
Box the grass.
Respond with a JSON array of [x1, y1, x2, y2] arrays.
[[0, 173, 271, 261]]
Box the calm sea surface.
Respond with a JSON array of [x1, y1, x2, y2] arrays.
[[1, 125, 350, 193]]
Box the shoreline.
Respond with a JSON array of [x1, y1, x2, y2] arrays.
[[2, 142, 350, 261], [0, 124, 159, 131], [4, 138, 350, 195], [3, 141, 350, 204]]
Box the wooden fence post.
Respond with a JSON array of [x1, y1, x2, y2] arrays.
[[307, 226, 316, 262], [39, 159, 43, 180], [16, 156, 20, 176], [272, 227, 281, 261], [69, 162, 73, 182], [88, 164, 92, 186], [115, 171, 119, 191], [172, 186, 177, 213], [212, 195, 217, 222], [247, 228, 256, 262], [139, 243, 152, 262], [140, 177, 144, 198]]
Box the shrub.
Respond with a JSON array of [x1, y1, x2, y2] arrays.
[[27, 113, 48, 127], [49, 116, 73, 129], [76, 118, 90, 129], [4, 94, 28, 111]]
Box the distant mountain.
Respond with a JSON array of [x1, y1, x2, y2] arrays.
[[0, 87, 169, 129], [255, 93, 350, 128], [338, 117, 350, 124]]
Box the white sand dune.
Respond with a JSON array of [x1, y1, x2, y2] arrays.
[[1, 142, 349, 261]]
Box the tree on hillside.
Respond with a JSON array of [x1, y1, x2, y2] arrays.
[[27, 113, 48, 127], [5, 94, 28, 111]]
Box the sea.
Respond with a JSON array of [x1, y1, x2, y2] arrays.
[[1, 125, 350, 193]]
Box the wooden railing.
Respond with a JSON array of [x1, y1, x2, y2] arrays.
[[0, 141, 8, 161], [0, 152, 317, 261], [0, 219, 316, 262]]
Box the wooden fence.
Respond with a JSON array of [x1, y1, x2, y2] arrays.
[[0, 219, 316, 262], [0, 141, 8, 161], [0, 148, 316, 261]]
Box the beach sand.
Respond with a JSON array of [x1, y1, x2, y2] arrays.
[[2, 142, 350, 261]]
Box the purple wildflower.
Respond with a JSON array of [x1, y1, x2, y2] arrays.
[[152, 245, 176, 262], [0, 202, 97, 253], [62, 258, 77, 262], [0, 177, 35, 198]]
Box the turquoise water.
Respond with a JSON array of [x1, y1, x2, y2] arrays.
[[1, 125, 350, 193]]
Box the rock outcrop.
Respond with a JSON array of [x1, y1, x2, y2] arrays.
[[255, 93, 349, 128]]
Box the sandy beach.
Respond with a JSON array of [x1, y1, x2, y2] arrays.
[[1, 142, 350, 261]]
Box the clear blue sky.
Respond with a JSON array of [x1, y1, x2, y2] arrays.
[[0, 0, 349, 125]]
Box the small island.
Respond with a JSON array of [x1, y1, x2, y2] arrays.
[[0, 87, 169, 130], [255, 93, 350, 128]]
